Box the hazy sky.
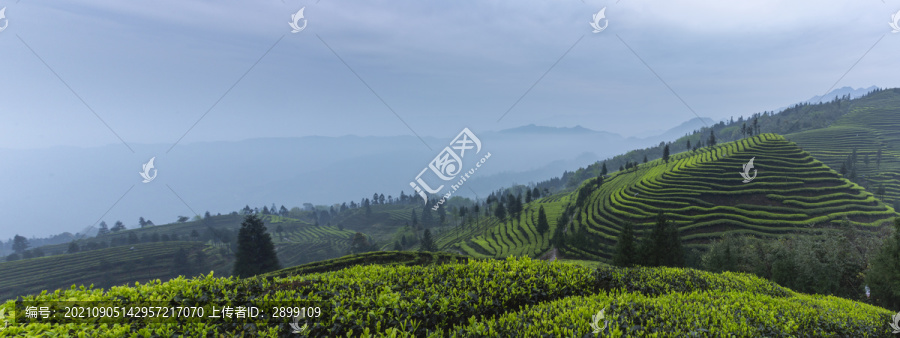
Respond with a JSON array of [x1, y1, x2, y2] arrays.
[[1, 0, 898, 151]]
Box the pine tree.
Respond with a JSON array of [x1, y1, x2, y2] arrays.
[[638, 211, 683, 267], [662, 144, 670, 164], [536, 206, 550, 234], [232, 214, 281, 277], [494, 203, 507, 221], [662, 218, 684, 267], [612, 222, 636, 267], [708, 130, 717, 147], [98, 221, 110, 236], [600, 162, 608, 176], [419, 229, 437, 252]]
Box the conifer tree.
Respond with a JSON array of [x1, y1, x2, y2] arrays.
[[662, 144, 670, 164], [612, 222, 636, 267], [536, 206, 550, 234], [419, 229, 437, 252], [232, 214, 281, 277]]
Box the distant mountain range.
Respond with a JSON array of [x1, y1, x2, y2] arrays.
[[0, 118, 710, 240], [805, 86, 879, 104]]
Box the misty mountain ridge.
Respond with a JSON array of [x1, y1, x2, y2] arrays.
[[806, 86, 879, 104]]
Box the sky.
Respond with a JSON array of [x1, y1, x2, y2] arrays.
[[1, 0, 900, 240], [1, 0, 898, 151]]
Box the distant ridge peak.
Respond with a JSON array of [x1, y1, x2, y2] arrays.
[[499, 124, 599, 134]]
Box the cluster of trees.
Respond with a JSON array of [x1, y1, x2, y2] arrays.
[[700, 218, 883, 302], [97, 220, 128, 235], [348, 232, 379, 254], [4, 235, 41, 261], [839, 148, 861, 180], [863, 218, 900, 309], [485, 186, 544, 223], [611, 212, 685, 268]]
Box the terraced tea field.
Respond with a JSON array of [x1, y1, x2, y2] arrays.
[[274, 225, 357, 265], [449, 134, 896, 261], [0, 241, 226, 302], [570, 133, 895, 259], [451, 197, 570, 259], [787, 89, 900, 206]]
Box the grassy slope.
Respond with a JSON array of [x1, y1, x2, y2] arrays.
[[1, 253, 893, 336], [450, 134, 897, 261]]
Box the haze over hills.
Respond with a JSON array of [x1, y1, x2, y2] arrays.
[[0, 119, 705, 241]]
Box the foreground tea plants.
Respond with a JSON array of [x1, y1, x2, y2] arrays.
[[2, 254, 895, 337]]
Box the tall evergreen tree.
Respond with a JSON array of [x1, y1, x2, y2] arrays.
[[662, 218, 685, 267], [494, 203, 507, 221], [601, 161, 608, 176], [708, 130, 717, 147], [612, 222, 637, 267], [232, 214, 281, 277], [536, 206, 550, 234], [662, 144, 670, 164], [419, 229, 437, 252], [638, 212, 684, 267]]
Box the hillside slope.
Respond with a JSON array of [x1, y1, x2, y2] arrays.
[[451, 134, 896, 261], [0, 216, 360, 302], [787, 88, 900, 207], [0, 241, 229, 302]]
